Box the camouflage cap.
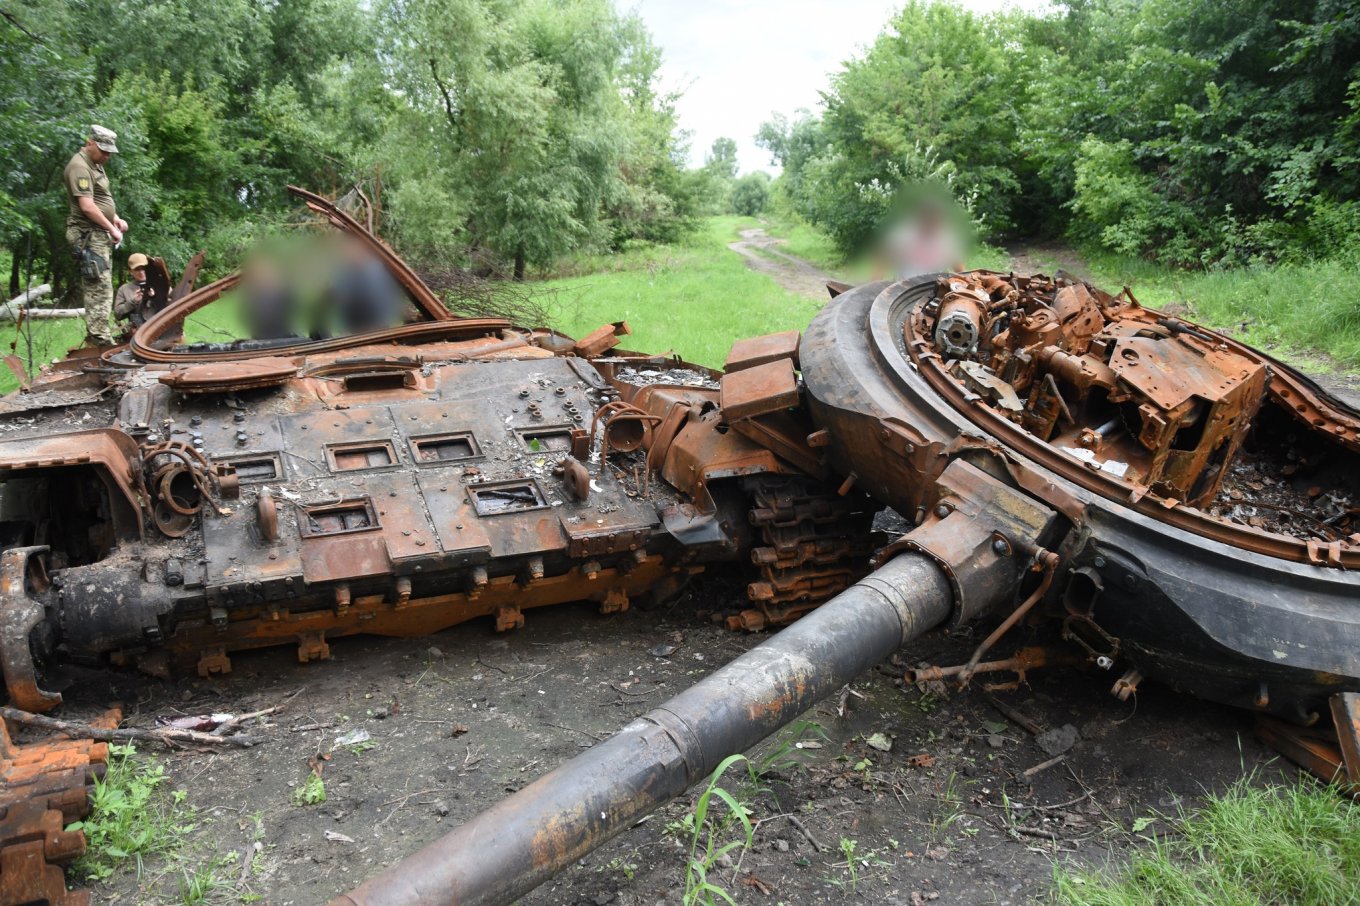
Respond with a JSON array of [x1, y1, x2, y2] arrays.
[[127, 253, 148, 269], [90, 124, 118, 154]]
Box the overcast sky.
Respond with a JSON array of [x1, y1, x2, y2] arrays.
[[630, 0, 1051, 174]]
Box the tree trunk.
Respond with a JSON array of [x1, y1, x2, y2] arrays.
[[513, 249, 526, 282], [7, 247, 17, 299]]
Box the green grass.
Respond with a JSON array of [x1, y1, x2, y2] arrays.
[[70, 744, 191, 883], [759, 212, 846, 272], [541, 216, 826, 368], [0, 316, 88, 393], [69, 744, 247, 902], [1053, 776, 1360, 906]]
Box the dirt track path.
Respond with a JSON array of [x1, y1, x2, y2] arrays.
[[727, 227, 836, 300]]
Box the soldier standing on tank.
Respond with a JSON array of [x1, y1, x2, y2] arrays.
[[63, 125, 128, 346]]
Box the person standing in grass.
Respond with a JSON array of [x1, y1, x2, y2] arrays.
[[64, 125, 129, 346]]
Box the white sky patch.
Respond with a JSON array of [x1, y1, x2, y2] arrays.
[[630, 0, 1052, 174]]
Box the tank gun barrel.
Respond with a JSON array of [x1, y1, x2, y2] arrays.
[[333, 439, 1061, 906], [333, 553, 954, 906]]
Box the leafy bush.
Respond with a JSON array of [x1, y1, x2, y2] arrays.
[[729, 173, 771, 217]]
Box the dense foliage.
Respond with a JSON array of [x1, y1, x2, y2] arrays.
[[761, 0, 1360, 266], [1, 0, 702, 298]]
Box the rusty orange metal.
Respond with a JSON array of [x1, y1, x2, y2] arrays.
[[0, 707, 121, 906], [900, 272, 1360, 568], [723, 330, 800, 373]]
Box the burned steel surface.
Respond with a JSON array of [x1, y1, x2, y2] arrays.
[[1, 192, 1359, 904]]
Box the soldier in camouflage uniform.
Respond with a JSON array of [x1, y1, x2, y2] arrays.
[[63, 125, 128, 346]]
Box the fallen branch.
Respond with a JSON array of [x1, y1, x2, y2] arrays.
[[986, 695, 1043, 736], [1021, 754, 1066, 779], [0, 706, 259, 748], [212, 687, 305, 736], [5, 284, 50, 307], [787, 815, 825, 853]]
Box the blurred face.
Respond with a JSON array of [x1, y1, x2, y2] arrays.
[[85, 141, 111, 164], [131, 266, 146, 282]]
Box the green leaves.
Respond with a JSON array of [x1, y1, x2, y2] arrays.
[[771, 0, 1360, 266], [681, 753, 757, 906]]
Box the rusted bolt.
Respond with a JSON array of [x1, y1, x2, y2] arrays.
[[992, 537, 1011, 556], [934, 504, 950, 519], [1093, 556, 1107, 568]]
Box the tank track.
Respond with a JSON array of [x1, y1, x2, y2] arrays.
[[728, 475, 876, 630], [0, 708, 121, 905]]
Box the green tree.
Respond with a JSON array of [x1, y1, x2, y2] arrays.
[[729, 172, 771, 217], [705, 137, 739, 181]]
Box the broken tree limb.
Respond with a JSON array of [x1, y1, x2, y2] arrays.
[[987, 694, 1043, 736], [0, 286, 85, 322], [0, 706, 259, 748], [5, 284, 50, 307], [4, 307, 86, 321], [210, 687, 305, 736]]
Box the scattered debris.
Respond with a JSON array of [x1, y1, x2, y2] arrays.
[[740, 873, 773, 895], [0, 706, 259, 749], [1022, 754, 1068, 780], [334, 728, 372, 749], [865, 732, 893, 752]]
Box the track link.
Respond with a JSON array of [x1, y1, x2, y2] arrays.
[[0, 707, 121, 905]]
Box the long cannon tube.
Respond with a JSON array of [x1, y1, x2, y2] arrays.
[[333, 553, 954, 906]]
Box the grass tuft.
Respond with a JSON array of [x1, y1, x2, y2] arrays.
[[1053, 776, 1360, 906], [69, 744, 193, 882]]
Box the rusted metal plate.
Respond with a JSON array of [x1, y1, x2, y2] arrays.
[[720, 359, 800, 422], [301, 531, 391, 584], [1331, 692, 1360, 786], [1254, 715, 1355, 792], [723, 330, 799, 373], [158, 357, 298, 393], [573, 321, 629, 358]]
